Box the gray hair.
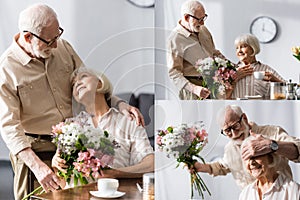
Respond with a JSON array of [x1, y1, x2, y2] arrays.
[[241, 136, 281, 170], [70, 67, 113, 102], [181, 0, 204, 17], [234, 34, 260, 56], [216, 105, 244, 127], [18, 3, 58, 34]]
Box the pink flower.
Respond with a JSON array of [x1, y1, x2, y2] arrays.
[[77, 151, 89, 162], [196, 129, 208, 141], [156, 135, 163, 145], [51, 122, 65, 134]]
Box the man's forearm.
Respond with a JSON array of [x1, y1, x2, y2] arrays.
[[277, 142, 299, 161], [17, 147, 43, 171]]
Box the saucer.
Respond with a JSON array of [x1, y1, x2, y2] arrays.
[[244, 95, 262, 99], [89, 190, 126, 198]]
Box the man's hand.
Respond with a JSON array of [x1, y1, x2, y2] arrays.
[[193, 86, 210, 99], [193, 162, 212, 173], [118, 102, 145, 126], [18, 148, 61, 192], [241, 132, 272, 160], [34, 161, 62, 192]]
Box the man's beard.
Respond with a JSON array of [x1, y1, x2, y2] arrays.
[[32, 43, 52, 59], [233, 120, 250, 145]]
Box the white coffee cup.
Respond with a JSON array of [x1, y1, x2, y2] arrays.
[[253, 71, 265, 80], [97, 178, 119, 196]]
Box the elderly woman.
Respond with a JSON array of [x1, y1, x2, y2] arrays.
[[228, 34, 285, 99], [52, 67, 154, 187], [239, 136, 300, 200]]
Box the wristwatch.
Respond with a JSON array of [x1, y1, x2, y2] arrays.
[[270, 140, 279, 152]]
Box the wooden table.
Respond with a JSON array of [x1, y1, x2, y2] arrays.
[[31, 178, 143, 200]]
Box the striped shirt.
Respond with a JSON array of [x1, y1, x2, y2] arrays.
[[231, 61, 285, 99]]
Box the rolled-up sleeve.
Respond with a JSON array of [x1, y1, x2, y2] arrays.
[[0, 75, 31, 155]]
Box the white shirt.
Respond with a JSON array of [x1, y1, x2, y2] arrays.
[[239, 174, 300, 200], [91, 108, 154, 168]]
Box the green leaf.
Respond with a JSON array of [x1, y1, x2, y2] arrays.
[[167, 127, 173, 133]]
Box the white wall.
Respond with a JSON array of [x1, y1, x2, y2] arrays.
[[155, 0, 300, 99], [0, 0, 154, 160]]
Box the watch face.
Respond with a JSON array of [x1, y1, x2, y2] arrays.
[[270, 140, 279, 151], [250, 16, 278, 43], [127, 0, 155, 8]]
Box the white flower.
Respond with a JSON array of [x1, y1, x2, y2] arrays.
[[214, 57, 227, 67]]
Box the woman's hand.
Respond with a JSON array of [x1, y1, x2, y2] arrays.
[[264, 71, 283, 82], [52, 150, 68, 174], [235, 65, 254, 82], [118, 102, 145, 127]]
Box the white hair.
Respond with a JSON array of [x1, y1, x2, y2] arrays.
[[234, 33, 261, 56], [18, 3, 58, 34], [181, 0, 204, 17], [70, 67, 113, 101], [217, 105, 244, 127]]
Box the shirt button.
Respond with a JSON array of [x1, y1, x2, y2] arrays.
[[59, 105, 63, 109], [30, 85, 33, 89], [53, 88, 56, 92]]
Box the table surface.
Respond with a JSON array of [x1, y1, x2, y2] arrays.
[[31, 178, 143, 200]]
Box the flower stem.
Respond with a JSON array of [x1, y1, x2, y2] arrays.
[[21, 186, 44, 200]]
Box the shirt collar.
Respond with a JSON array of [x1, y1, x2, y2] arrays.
[[251, 173, 286, 193], [176, 20, 193, 38], [11, 33, 33, 66]]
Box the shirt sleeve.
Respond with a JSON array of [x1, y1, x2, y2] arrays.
[[167, 36, 190, 90], [0, 74, 31, 155], [129, 123, 154, 165], [276, 126, 300, 162], [209, 161, 231, 176]]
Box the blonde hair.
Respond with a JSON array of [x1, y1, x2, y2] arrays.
[[18, 3, 58, 34]]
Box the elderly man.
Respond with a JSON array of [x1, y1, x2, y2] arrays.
[[193, 105, 300, 189], [0, 4, 144, 199], [167, 0, 225, 100]]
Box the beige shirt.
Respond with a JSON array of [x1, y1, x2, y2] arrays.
[[239, 174, 300, 200], [209, 122, 300, 189], [0, 34, 83, 155], [232, 61, 285, 99], [96, 108, 154, 168], [167, 22, 223, 90]]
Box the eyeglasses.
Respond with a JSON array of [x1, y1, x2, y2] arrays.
[[221, 115, 243, 136], [23, 27, 64, 47], [188, 14, 208, 23]]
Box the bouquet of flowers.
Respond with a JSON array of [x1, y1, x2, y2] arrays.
[[156, 122, 210, 199], [196, 57, 237, 99], [292, 46, 300, 61], [51, 112, 119, 186], [22, 112, 119, 200]]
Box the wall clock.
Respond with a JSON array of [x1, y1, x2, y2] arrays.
[[127, 0, 155, 8], [250, 16, 278, 43]]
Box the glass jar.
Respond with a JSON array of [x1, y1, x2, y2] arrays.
[[143, 173, 154, 200], [296, 84, 300, 100], [270, 82, 286, 100]]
